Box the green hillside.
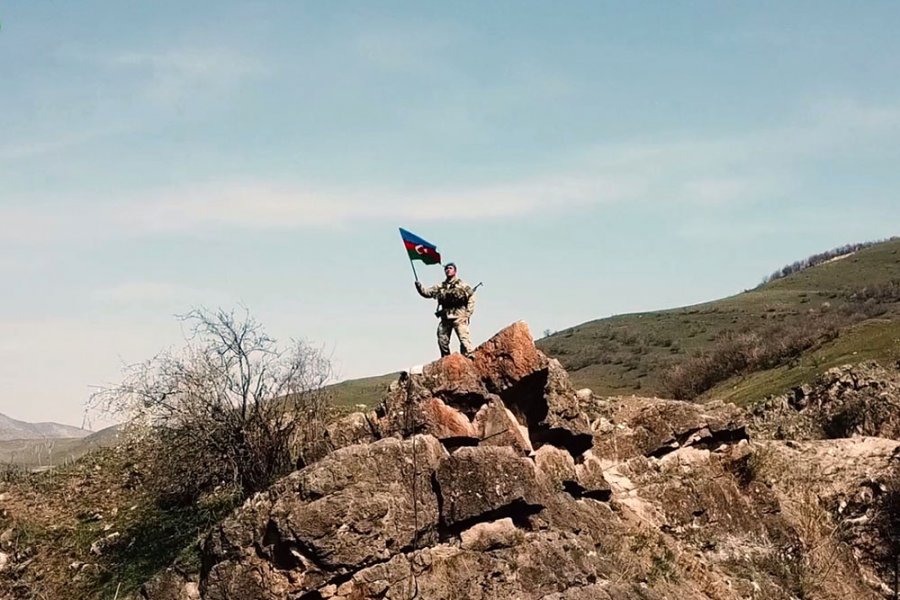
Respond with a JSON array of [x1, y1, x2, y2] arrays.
[[327, 372, 399, 408], [537, 238, 900, 404], [326, 239, 900, 409]]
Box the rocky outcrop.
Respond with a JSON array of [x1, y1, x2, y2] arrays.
[[585, 395, 748, 462], [751, 361, 900, 440], [142, 325, 900, 600], [202, 435, 446, 598], [375, 321, 592, 455]]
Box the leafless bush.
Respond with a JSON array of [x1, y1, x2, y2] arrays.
[[662, 318, 841, 401], [91, 307, 332, 503], [845, 279, 900, 304], [0, 462, 27, 484]]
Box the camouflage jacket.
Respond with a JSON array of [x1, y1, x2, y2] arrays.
[[416, 276, 476, 320]]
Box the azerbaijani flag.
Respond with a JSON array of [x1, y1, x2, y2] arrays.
[[399, 227, 442, 265]]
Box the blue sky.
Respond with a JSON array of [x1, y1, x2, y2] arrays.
[[2, 2, 899, 426]]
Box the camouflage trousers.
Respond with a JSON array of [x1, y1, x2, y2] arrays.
[[438, 317, 474, 356]]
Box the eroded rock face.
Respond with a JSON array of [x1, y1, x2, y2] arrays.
[[376, 321, 592, 456], [142, 325, 900, 600], [751, 361, 900, 441], [586, 396, 748, 462], [323, 411, 378, 453], [473, 401, 533, 454], [436, 446, 543, 529], [203, 436, 447, 597]]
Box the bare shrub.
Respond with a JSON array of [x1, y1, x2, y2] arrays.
[[91, 307, 332, 503], [845, 279, 900, 304], [662, 318, 841, 401]]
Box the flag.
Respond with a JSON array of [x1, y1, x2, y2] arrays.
[[399, 227, 442, 265]]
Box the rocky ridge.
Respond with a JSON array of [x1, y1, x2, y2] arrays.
[[750, 360, 900, 441], [144, 323, 900, 600], [0, 413, 91, 442]]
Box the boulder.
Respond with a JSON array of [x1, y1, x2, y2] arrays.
[[325, 531, 618, 600], [435, 446, 543, 528], [376, 322, 593, 457], [473, 401, 533, 454], [421, 397, 477, 440], [571, 452, 612, 501], [459, 518, 524, 551], [323, 411, 378, 451], [588, 396, 747, 462], [203, 436, 447, 597], [469, 320, 548, 391], [533, 445, 576, 493]]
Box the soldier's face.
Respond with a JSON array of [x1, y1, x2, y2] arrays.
[[444, 266, 456, 278]]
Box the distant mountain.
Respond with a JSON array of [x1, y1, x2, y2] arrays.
[[0, 424, 121, 468], [0, 412, 92, 441]]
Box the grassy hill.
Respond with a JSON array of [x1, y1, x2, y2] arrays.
[[537, 238, 900, 404], [327, 239, 900, 409], [327, 372, 399, 408]]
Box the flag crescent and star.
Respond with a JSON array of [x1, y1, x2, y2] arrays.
[[399, 228, 442, 266]]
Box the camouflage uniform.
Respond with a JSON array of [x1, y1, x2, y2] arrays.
[[416, 276, 476, 356]]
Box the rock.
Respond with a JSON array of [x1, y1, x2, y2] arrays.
[[571, 452, 612, 500], [323, 411, 377, 451], [141, 325, 900, 600], [470, 321, 548, 391], [0, 528, 14, 546], [89, 532, 120, 556], [751, 361, 900, 441], [473, 401, 533, 454], [459, 518, 524, 551], [534, 445, 576, 492], [436, 446, 543, 528], [203, 435, 447, 597], [0, 552, 8, 572], [376, 322, 592, 457], [589, 397, 748, 462], [421, 397, 477, 441], [327, 531, 616, 600], [422, 353, 491, 407], [140, 570, 201, 600], [541, 583, 637, 600]]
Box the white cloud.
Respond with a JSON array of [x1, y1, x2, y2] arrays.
[[121, 172, 638, 233], [102, 46, 267, 104], [2, 98, 898, 244]]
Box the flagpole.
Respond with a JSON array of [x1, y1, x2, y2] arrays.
[[409, 257, 419, 283]]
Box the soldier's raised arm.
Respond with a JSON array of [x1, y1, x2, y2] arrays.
[[415, 281, 440, 299]]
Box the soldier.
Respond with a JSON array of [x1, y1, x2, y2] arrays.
[[415, 262, 476, 357]]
